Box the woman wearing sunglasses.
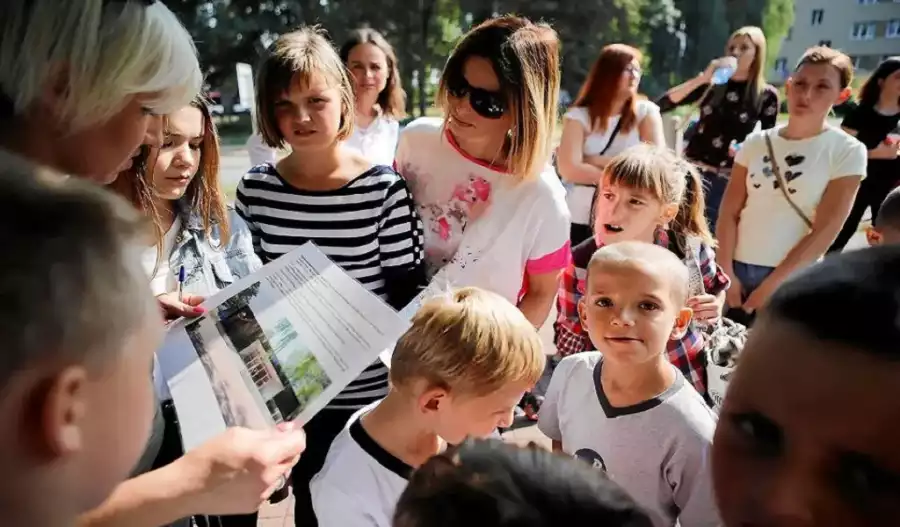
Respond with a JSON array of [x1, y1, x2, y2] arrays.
[[394, 15, 570, 328], [556, 44, 665, 246]]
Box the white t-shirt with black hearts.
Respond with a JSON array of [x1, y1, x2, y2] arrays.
[[733, 126, 866, 267]]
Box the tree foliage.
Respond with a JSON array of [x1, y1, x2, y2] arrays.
[[161, 0, 794, 114]]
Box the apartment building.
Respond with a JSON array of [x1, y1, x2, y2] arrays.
[[771, 0, 900, 83]]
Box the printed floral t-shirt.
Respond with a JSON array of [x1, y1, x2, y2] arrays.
[[394, 117, 571, 304]]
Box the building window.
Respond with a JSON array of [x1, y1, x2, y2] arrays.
[[851, 22, 877, 40], [819, 39, 832, 47], [786, 27, 793, 40], [811, 9, 824, 25], [888, 19, 900, 38], [849, 56, 861, 69], [774, 58, 789, 75], [858, 0, 877, 4]]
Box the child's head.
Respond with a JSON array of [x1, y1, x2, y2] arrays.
[[594, 144, 712, 247], [579, 242, 692, 366], [256, 26, 355, 152], [393, 438, 653, 527], [713, 245, 900, 526], [0, 151, 162, 524], [390, 288, 545, 443], [787, 46, 854, 122], [867, 187, 900, 246]]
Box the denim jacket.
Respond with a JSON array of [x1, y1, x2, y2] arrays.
[[170, 202, 262, 296]]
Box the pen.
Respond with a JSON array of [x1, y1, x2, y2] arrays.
[[177, 265, 185, 303]]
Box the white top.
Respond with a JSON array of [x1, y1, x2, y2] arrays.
[[539, 353, 720, 527], [311, 403, 411, 527], [141, 216, 182, 401], [245, 115, 399, 168], [345, 115, 400, 167], [733, 126, 867, 267], [564, 100, 661, 225], [394, 117, 571, 304]]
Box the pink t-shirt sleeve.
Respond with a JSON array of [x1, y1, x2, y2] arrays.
[[525, 181, 572, 275]]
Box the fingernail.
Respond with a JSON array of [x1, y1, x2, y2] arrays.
[[193, 306, 206, 314]]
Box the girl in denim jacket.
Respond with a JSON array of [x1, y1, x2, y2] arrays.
[[111, 97, 264, 527]]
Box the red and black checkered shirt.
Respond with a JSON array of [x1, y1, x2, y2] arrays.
[[554, 232, 730, 396]]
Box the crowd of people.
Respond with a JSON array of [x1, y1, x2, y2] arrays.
[[1, 1, 899, 527]]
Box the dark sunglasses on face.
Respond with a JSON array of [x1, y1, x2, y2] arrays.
[[447, 73, 507, 120]]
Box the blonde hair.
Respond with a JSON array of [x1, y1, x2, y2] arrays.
[[390, 288, 545, 397], [256, 26, 355, 149], [599, 144, 714, 249], [436, 16, 560, 181], [727, 26, 768, 111], [587, 242, 690, 305], [0, 0, 202, 130]]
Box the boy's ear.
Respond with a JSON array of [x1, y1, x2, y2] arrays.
[[836, 86, 852, 105], [419, 386, 449, 415], [577, 297, 588, 325], [866, 225, 883, 247], [669, 307, 693, 341], [36, 366, 88, 459]]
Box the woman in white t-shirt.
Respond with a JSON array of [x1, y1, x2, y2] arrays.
[[395, 15, 570, 328], [556, 44, 665, 246], [717, 47, 867, 321], [247, 28, 406, 167]]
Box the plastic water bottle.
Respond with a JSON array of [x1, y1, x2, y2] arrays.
[[711, 65, 735, 85]]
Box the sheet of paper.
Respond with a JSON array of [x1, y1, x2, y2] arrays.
[[157, 243, 410, 451]]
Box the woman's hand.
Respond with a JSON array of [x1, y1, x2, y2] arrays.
[[725, 277, 744, 311], [872, 140, 899, 161], [176, 424, 306, 516], [742, 281, 776, 314], [157, 292, 206, 321], [687, 294, 723, 324]]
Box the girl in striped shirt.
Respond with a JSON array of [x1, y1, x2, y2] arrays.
[[235, 27, 425, 527]]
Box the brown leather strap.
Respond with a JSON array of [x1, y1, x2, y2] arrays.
[[764, 132, 812, 228]]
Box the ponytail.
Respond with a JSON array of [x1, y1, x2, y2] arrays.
[[673, 165, 715, 248]]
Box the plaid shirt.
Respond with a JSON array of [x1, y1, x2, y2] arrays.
[[554, 231, 730, 395]]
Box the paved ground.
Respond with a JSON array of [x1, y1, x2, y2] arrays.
[[221, 145, 866, 526]]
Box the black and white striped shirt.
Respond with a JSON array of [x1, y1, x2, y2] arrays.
[[236, 163, 426, 410]]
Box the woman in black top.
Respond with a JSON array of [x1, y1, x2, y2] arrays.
[[656, 26, 779, 232], [829, 57, 900, 253]]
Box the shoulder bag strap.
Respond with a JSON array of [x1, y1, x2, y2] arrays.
[[764, 131, 813, 229], [586, 116, 627, 227]]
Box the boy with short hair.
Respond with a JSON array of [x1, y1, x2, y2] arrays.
[[311, 287, 546, 527], [393, 438, 654, 527], [0, 151, 163, 527], [712, 245, 900, 527], [539, 242, 720, 527], [866, 186, 900, 246]]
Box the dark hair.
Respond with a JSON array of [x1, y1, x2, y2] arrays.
[[765, 245, 900, 357], [795, 46, 854, 89], [858, 56, 900, 107], [393, 438, 653, 527], [0, 149, 152, 386], [339, 28, 407, 120], [573, 44, 643, 134], [875, 186, 900, 230]]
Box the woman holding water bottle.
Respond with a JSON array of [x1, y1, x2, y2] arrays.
[[657, 26, 780, 231]]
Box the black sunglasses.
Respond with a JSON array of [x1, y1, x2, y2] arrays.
[[447, 73, 507, 120]]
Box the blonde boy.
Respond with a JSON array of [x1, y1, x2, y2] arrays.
[[0, 151, 163, 527], [539, 242, 719, 527], [311, 287, 546, 527]]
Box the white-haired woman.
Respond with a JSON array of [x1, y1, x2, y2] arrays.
[[0, 2, 305, 526]]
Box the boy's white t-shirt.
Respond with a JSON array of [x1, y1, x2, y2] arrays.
[[564, 100, 661, 225], [733, 126, 867, 267], [394, 117, 571, 304], [311, 403, 411, 527], [538, 352, 720, 527]]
